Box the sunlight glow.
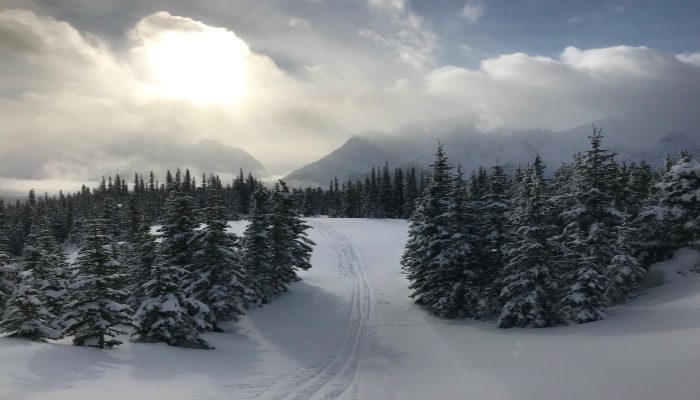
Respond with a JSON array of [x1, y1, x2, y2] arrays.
[[143, 28, 250, 104]]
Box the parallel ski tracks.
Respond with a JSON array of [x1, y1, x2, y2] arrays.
[[252, 221, 372, 400]]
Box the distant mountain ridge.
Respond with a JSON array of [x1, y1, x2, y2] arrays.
[[285, 114, 700, 187]]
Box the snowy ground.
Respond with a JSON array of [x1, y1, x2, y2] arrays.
[[2, 218, 700, 400]]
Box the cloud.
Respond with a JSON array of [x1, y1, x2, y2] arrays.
[[678, 52, 700, 67], [344, 46, 700, 135], [461, 0, 484, 23], [360, 0, 437, 69], [0, 10, 324, 189], [289, 17, 311, 29], [0, 8, 699, 196]]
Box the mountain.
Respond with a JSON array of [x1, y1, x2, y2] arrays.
[[284, 114, 700, 187], [188, 139, 267, 177], [115, 138, 268, 180]]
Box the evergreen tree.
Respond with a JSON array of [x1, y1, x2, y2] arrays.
[[190, 186, 248, 331], [62, 219, 136, 348], [393, 168, 405, 218], [0, 200, 16, 312], [605, 214, 646, 305], [0, 269, 59, 341], [478, 163, 510, 317], [656, 151, 700, 248], [555, 127, 618, 324], [379, 163, 393, 217], [498, 156, 559, 328], [133, 190, 211, 349], [22, 215, 69, 328], [268, 181, 315, 288], [403, 144, 480, 317], [123, 195, 156, 309], [403, 167, 419, 217], [448, 166, 485, 318], [241, 186, 275, 305]]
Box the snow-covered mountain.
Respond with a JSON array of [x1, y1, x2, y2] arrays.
[[187, 139, 267, 177], [285, 114, 700, 187]]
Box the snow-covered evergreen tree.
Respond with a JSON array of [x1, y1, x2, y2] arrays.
[[62, 219, 136, 348], [133, 190, 211, 349], [403, 144, 481, 318], [656, 151, 700, 248], [449, 166, 485, 318], [0, 200, 16, 312], [555, 127, 618, 324], [122, 195, 156, 309], [241, 186, 275, 305], [605, 214, 646, 305], [402, 143, 453, 315], [477, 164, 510, 317], [498, 156, 560, 328], [22, 215, 69, 329], [190, 186, 248, 331], [0, 270, 59, 341], [268, 181, 315, 287]]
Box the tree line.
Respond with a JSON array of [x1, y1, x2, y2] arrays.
[[0, 173, 313, 349]]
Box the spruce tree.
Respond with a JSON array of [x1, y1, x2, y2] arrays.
[[62, 219, 136, 348], [0, 200, 16, 312], [498, 156, 559, 328], [123, 195, 156, 309], [478, 163, 510, 317], [22, 215, 69, 329], [605, 214, 646, 305], [402, 144, 479, 318], [448, 166, 484, 318], [555, 127, 618, 324], [190, 186, 249, 331], [403, 167, 419, 217], [0, 270, 59, 341], [270, 181, 314, 278], [656, 151, 700, 249], [241, 186, 275, 305], [133, 190, 211, 349]]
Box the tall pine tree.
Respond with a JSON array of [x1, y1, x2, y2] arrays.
[[62, 219, 136, 348]]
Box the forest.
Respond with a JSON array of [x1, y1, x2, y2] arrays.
[[0, 127, 698, 350]]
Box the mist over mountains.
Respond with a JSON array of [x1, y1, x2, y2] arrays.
[[285, 113, 700, 187]]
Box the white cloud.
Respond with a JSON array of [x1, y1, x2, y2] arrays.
[[343, 45, 700, 135], [361, 0, 437, 69], [0, 8, 699, 195], [289, 17, 311, 29], [677, 52, 700, 67], [461, 0, 484, 23]]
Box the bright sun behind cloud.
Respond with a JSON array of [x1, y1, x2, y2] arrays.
[[136, 18, 250, 105]]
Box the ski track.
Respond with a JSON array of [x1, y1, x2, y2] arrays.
[[253, 221, 372, 400]]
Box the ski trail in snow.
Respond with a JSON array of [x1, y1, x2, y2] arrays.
[[259, 221, 372, 400]]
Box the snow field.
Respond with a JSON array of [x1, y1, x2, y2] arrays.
[[1, 218, 700, 400]]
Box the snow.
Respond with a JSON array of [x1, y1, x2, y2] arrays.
[[3, 218, 700, 399], [646, 247, 700, 285]]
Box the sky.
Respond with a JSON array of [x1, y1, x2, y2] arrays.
[[0, 0, 699, 196]]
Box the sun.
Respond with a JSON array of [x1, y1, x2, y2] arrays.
[[142, 28, 250, 104]]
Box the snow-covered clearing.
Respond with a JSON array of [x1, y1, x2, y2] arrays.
[[2, 218, 700, 400]]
